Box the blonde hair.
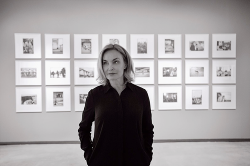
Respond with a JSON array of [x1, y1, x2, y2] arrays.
[[97, 44, 135, 85]]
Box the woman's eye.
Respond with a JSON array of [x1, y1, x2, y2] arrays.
[[103, 62, 107, 65], [114, 61, 119, 64]]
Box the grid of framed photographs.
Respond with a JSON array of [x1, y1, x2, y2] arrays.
[[14, 33, 236, 112]]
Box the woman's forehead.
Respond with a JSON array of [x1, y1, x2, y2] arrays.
[[103, 49, 123, 60]]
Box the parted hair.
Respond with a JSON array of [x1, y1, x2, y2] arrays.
[[97, 44, 135, 85]]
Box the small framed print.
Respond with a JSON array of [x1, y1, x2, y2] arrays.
[[158, 85, 182, 110], [212, 34, 236, 58], [74, 34, 99, 58], [212, 85, 236, 109], [45, 60, 70, 85], [15, 33, 41, 58], [74, 86, 96, 111], [185, 60, 209, 84], [130, 34, 154, 58], [185, 85, 209, 110], [139, 85, 155, 110], [158, 60, 182, 84], [212, 60, 236, 84], [185, 34, 209, 58], [74, 60, 99, 85], [46, 86, 71, 112], [15, 60, 41, 85], [45, 34, 70, 58], [133, 59, 154, 84], [102, 34, 127, 49], [158, 34, 182, 58], [16, 87, 42, 112]]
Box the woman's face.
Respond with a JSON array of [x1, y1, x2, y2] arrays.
[[102, 50, 127, 82]]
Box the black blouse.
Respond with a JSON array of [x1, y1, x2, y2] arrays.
[[78, 82, 154, 166]]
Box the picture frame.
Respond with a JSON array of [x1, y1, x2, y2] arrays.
[[74, 86, 96, 112], [158, 34, 182, 58], [185, 34, 209, 58], [15, 33, 41, 59], [74, 34, 99, 58], [46, 86, 71, 112], [74, 60, 99, 85], [102, 34, 127, 49], [45, 60, 70, 85], [45, 34, 70, 58], [185, 85, 209, 110], [15, 60, 41, 85], [158, 60, 182, 84], [130, 34, 154, 58], [212, 60, 236, 84], [158, 85, 182, 110], [212, 85, 236, 109], [212, 34, 236, 58], [16, 87, 42, 112], [139, 85, 155, 110], [133, 59, 154, 84], [185, 60, 209, 84]]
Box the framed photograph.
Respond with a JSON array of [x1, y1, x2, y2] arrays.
[[46, 86, 71, 112], [74, 86, 96, 111], [212, 34, 236, 58], [45, 34, 70, 58], [185, 34, 209, 58], [16, 87, 42, 112], [139, 85, 155, 110], [15, 60, 41, 85], [185, 85, 209, 110], [185, 60, 209, 84], [158, 85, 182, 110], [133, 59, 154, 84], [158, 34, 182, 58], [15, 33, 41, 58], [74, 34, 99, 58], [74, 60, 99, 85], [212, 85, 236, 109], [212, 60, 236, 84], [45, 60, 70, 85], [158, 60, 182, 84], [130, 34, 154, 58], [102, 34, 127, 49]]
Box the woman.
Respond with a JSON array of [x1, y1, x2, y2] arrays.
[[78, 44, 154, 166]]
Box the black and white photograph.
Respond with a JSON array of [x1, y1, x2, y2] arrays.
[[81, 39, 91, 54], [21, 95, 37, 105], [135, 67, 150, 77], [23, 38, 34, 54], [216, 66, 231, 77], [53, 92, 63, 106], [21, 68, 37, 78], [50, 67, 66, 78], [109, 39, 119, 45], [217, 92, 231, 102], [79, 67, 94, 78], [165, 39, 174, 53], [190, 67, 204, 77], [163, 93, 177, 102], [137, 38, 147, 54], [217, 41, 231, 51], [189, 41, 204, 51], [192, 90, 202, 105], [163, 67, 177, 77], [79, 94, 87, 104], [52, 38, 63, 54]]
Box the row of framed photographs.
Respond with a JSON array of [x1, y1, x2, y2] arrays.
[[15, 59, 236, 85], [15, 33, 236, 59], [16, 85, 236, 112]]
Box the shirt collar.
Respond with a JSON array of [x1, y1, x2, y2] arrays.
[[103, 81, 134, 94]]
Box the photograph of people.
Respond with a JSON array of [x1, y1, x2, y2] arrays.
[[78, 44, 154, 166]]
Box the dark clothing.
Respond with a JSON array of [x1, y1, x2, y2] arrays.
[[78, 82, 154, 166]]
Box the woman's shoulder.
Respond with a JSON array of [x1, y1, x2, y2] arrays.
[[127, 82, 147, 94]]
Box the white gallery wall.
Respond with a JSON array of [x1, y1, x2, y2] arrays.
[[0, 0, 250, 142]]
